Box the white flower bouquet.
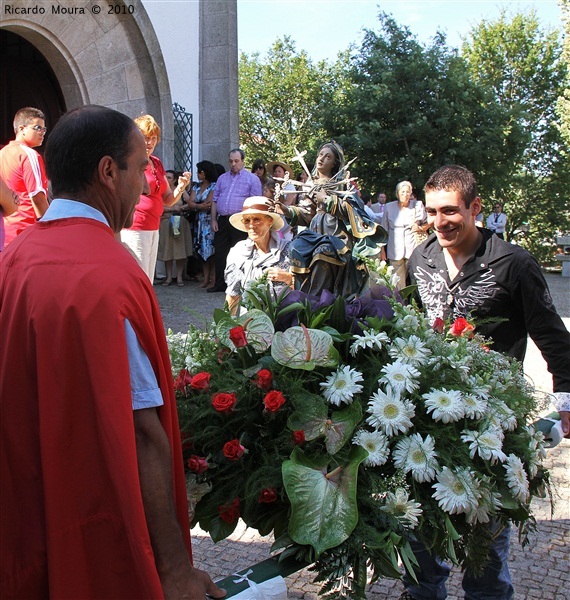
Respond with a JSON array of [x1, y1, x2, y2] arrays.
[[167, 264, 550, 599]]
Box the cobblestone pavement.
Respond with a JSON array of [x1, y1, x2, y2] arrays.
[[155, 273, 570, 599]]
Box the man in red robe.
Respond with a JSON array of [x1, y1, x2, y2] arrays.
[[0, 105, 226, 599]]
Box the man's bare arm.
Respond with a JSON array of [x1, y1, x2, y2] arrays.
[[31, 191, 49, 218], [134, 407, 226, 599]]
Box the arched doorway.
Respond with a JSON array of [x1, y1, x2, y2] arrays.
[[0, 30, 66, 147]]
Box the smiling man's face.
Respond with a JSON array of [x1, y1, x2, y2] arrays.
[[425, 189, 481, 252]]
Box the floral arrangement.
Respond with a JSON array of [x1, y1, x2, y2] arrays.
[[167, 264, 550, 599]]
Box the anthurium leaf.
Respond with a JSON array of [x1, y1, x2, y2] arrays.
[[287, 399, 328, 440], [216, 309, 275, 352], [325, 402, 363, 454], [238, 309, 275, 351], [282, 446, 368, 556], [271, 326, 338, 370]]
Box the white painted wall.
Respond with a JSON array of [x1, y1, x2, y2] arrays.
[[141, 0, 200, 167]]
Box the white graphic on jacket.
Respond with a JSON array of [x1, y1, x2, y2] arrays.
[[414, 266, 498, 324]]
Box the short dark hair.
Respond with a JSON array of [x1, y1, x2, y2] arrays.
[[424, 165, 478, 208], [45, 105, 137, 197], [196, 160, 218, 183], [229, 148, 245, 160], [13, 107, 45, 133]]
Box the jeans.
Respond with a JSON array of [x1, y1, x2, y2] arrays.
[[403, 523, 514, 599]]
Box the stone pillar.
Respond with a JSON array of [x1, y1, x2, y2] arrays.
[[199, 0, 239, 167]]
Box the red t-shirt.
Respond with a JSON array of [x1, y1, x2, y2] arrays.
[[128, 155, 168, 231], [0, 140, 48, 246]]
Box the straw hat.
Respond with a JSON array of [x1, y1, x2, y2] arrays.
[[266, 160, 294, 180], [229, 197, 284, 232]]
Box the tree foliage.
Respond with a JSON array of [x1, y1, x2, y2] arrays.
[[238, 37, 337, 167], [237, 10, 568, 262], [321, 13, 514, 198], [462, 9, 570, 260], [556, 0, 570, 145]]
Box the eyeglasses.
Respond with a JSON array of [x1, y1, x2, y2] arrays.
[[242, 217, 267, 226], [494, 205, 501, 209], [29, 125, 47, 133]]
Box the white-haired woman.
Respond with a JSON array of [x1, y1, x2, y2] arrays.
[[381, 180, 428, 289]]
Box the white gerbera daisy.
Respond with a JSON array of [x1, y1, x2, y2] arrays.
[[380, 361, 420, 394], [350, 330, 390, 357], [526, 427, 547, 478], [422, 389, 465, 423], [488, 399, 517, 431], [461, 428, 507, 464], [463, 394, 488, 420], [432, 466, 481, 515], [381, 488, 423, 528], [503, 454, 530, 502], [393, 433, 439, 483], [366, 388, 415, 437], [320, 365, 364, 406], [388, 336, 431, 366], [465, 477, 502, 524], [353, 429, 390, 466]]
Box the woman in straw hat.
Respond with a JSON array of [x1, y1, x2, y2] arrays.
[[225, 196, 293, 314]]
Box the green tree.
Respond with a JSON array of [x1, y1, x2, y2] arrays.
[[462, 9, 569, 260], [321, 13, 514, 199], [238, 37, 338, 167], [556, 0, 570, 145]]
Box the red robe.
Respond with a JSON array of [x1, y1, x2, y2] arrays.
[[0, 218, 191, 599]]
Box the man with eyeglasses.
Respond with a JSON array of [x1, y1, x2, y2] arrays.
[[486, 201, 507, 239], [0, 107, 49, 248]]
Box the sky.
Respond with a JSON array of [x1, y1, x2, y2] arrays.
[[238, 0, 564, 60]]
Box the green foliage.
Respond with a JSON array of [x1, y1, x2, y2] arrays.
[[556, 0, 570, 145], [321, 13, 513, 197], [462, 9, 570, 260], [238, 36, 338, 164]]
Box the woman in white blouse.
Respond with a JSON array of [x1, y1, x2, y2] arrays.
[[381, 181, 428, 289]]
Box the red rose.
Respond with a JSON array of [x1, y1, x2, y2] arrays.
[[173, 368, 193, 393], [254, 369, 273, 390], [432, 317, 445, 334], [258, 487, 277, 503], [263, 390, 285, 413], [190, 371, 211, 391], [292, 430, 305, 445], [223, 439, 245, 460], [187, 454, 209, 474], [449, 317, 475, 338], [229, 325, 248, 348], [218, 497, 240, 523], [212, 392, 237, 413]]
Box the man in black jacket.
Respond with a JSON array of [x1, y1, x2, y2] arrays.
[[403, 164, 569, 600]]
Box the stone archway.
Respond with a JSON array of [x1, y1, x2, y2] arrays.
[[0, 30, 66, 146], [0, 1, 175, 163]]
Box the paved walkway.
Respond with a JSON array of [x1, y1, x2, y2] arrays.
[[155, 273, 569, 599]]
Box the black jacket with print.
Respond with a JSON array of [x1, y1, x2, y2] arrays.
[[407, 229, 570, 393]]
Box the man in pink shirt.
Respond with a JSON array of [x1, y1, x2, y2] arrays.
[[0, 107, 49, 247]]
